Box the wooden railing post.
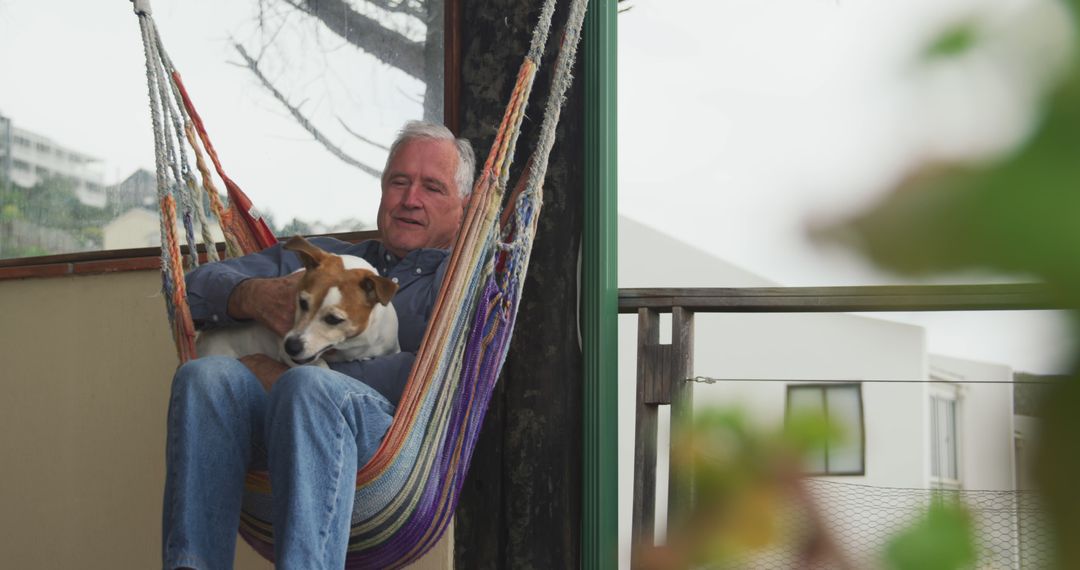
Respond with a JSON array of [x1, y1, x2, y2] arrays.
[[632, 306, 696, 555], [667, 306, 695, 527], [633, 308, 661, 548]]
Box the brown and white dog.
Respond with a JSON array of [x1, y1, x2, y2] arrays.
[[195, 236, 400, 367]]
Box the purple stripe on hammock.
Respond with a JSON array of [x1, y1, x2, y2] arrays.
[[351, 274, 521, 567]]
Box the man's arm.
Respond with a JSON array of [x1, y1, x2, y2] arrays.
[[188, 238, 358, 332], [226, 273, 303, 337], [186, 242, 298, 329]]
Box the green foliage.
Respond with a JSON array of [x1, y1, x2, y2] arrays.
[[1, 202, 18, 222], [884, 502, 976, 570], [823, 0, 1080, 293], [924, 22, 981, 60], [643, 409, 985, 569], [278, 217, 314, 237], [638, 409, 844, 568], [0, 243, 50, 258], [783, 408, 841, 455], [0, 177, 113, 255]]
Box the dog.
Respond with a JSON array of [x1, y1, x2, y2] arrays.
[[195, 236, 400, 367]]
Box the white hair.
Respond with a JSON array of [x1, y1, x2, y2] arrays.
[[384, 120, 476, 198]]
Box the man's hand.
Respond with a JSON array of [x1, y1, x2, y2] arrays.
[[227, 272, 304, 337], [239, 354, 290, 392]]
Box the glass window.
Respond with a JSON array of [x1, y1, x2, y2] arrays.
[[787, 383, 865, 475], [0, 0, 447, 260], [930, 394, 960, 486]]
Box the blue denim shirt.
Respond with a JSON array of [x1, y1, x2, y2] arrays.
[[185, 237, 449, 406]]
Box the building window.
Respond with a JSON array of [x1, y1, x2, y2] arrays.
[[787, 383, 865, 475], [930, 393, 960, 488]]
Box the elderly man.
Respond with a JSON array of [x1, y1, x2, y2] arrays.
[[162, 121, 475, 570]]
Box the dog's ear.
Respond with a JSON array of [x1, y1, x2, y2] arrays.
[[283, 235, 328, 270], [360, 274, 399, 306]]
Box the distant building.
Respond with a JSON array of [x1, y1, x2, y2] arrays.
[[103, 206, 224, 251], [106, 168, 157, 215], [0, 111, 106, 207], [618, 216, 1034, 568]]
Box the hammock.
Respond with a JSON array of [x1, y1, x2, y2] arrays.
[[132, 0, 589, 566]]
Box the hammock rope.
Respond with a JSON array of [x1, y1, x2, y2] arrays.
[[135, 0, 278, 360], [133, 0, 588, 565]]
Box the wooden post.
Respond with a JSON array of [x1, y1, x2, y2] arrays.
[[633, 307, 661, 547], [667, 306, 695, 528], [632, 306, 696, 559]]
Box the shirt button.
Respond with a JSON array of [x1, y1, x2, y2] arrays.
[[211, 314, 219, 322], [391, 277, 399, 284], [385, 254, 391, 261]]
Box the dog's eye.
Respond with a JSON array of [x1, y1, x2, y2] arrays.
[[298, 298, 309, 312], [323, 314, 344, 326]]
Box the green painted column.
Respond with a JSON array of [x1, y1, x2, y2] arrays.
[[583, 0, 618, 567]]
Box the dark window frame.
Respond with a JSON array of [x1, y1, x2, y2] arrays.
[[786, 382, 867, 476]]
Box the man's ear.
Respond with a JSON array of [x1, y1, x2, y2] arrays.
[[360, 274, 399, 306], [283, 235, 327, 270]]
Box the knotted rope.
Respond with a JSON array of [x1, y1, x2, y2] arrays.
[[133, 0, 276, 360]]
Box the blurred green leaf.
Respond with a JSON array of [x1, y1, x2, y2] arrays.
[[784, 409, 842, 455], [1035, 370, 1080, 568], [924, 22, 981, 59], [818, 1, 1080, 303], [884, 502, 976, 570]]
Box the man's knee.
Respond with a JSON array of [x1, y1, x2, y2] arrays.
[[172, 355, 252, 399], [268, 366, 337, 406]]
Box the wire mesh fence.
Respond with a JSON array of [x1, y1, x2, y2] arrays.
[[732, 480, 1054, 569]]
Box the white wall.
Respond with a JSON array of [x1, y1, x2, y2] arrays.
[[929, 354, 1016, 491], [616, 217, 1024, 568], [617, 216, 932, 567]]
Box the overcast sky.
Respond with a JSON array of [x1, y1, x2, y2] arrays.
[[618, 0, 1075, 374]]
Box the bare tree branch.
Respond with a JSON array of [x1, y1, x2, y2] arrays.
[[337, 117, 390, 151], [280, 0, 426, 80], [233, 42, 383, 178], [254, 2, 295, 61], [364, 0, 425, 20]]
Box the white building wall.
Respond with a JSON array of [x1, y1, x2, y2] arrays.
[[0, 116, 106, 207], [617, 216, 1025, 569], [929, 353, 1016, 491], [618, 216, 937, 567]]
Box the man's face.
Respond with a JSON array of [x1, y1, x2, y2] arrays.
[[377, 138, 464, 258]]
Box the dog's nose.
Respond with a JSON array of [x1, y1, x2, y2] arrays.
[[284, 336, 304, 357]]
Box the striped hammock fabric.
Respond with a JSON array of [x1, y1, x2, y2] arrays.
[[133, 0, 588, 566]]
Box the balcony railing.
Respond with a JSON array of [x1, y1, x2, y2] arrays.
[[620, 282, 1063, 567]]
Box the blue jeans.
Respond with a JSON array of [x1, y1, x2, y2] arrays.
[[162, 356, 395, 570]]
